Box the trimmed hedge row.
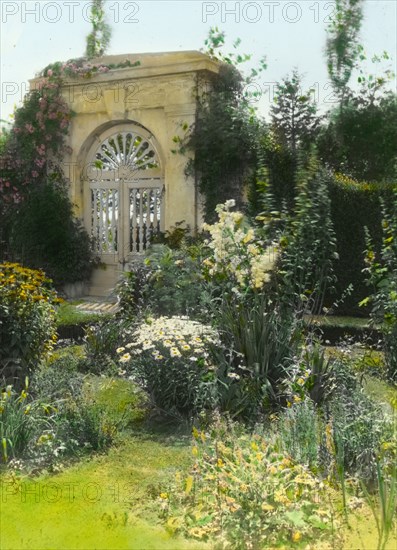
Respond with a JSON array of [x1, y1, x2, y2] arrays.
[[327, 175, 395, 316]]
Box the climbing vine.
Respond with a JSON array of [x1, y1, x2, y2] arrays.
[[0, 82, 71, 208], [174, 28, 266, 222]]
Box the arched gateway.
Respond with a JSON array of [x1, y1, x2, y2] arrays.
[[30, 52, 220, 296], [84, 123, 164, 265]]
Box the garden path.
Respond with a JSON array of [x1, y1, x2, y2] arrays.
[[75, 297, 119, 315]]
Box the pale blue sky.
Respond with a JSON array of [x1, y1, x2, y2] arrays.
[[1, 0, 396, 124]]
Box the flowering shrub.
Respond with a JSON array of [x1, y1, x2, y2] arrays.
[[117, 316, 220, 415], [0, 83, 71, 208], [203, 199, 278, 293], [201, 201, 298, 417], [157, 421, 336, 548], [0, 263, 59, 385], [1, 78, 96, 284]]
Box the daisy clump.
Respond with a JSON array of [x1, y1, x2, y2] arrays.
[[117, 316, 220, 416]]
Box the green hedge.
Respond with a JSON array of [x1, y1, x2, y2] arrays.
[[327, 175, 395, 316]]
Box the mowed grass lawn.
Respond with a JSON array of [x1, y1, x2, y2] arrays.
[[0, 435, 206, 550]]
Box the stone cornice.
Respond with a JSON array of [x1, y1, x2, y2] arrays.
[[29, 51, 221, 90]]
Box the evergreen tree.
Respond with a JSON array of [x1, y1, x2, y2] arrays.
[[271, 70, 320, 155]]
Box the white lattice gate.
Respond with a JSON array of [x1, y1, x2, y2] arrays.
[[85, 127, 164, 266]]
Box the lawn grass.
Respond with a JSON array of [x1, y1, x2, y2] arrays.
[[363, 375, 397, 413], [2, 346, 395, 550], [0, 434, 205, 550], [56, 301, 107, 328], [305, 314, 373, 329]]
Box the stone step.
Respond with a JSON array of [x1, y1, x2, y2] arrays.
[[75, 298, 119, 315]]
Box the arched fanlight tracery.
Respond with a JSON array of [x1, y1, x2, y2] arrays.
[[86, 127, 164, 260]]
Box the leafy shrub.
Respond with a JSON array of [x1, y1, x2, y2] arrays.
[[9, 181, 96, 286], [317, 94, 397, 184], [351, 348, 386, 379], [57, 400, 116, 452], [182, 62, 261, 222], [0, 379, 56, 463], [117, 243, 207, 319], [81, 318, 130, 375], [283, 342, 336, 406], [272, 350, 396, 482], [116, 263, 152, 317], [31, 351, 84, 402], [0, 262, 58, 386], [117, 316, 220, 416], [327, 358, 396, 480], [157, 421, 335, 548], [150, 221, 192, 249], [279, 157, 337, 314], [146, 245, 207, 317], [214, 294, 302, 418], [274, 399, 322, 472], [330, 388, 395, 481], [30, 355, 128, 462], [84, 377, 148, 427]]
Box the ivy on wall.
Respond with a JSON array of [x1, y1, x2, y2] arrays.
[[173, 29, 267, 223]]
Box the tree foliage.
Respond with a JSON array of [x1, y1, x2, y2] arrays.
[[85, 0, 112, 59], [179, 29, 266, 222], [317, 93, 397, 182], [271, 70, 320, 155], [325, 0, 364, 101]]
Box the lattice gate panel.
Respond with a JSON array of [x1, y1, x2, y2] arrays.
[[91, 188, 119, 253], [129, 188, 162, 253]]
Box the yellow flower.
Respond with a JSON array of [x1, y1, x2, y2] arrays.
[[185, 475, 194, 494], [242, 229, 255, 244], [159, 492, 168, 499], [261, 503, 274, 512], [217, 458, 224, 468], [292, 531, 302, 543]]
